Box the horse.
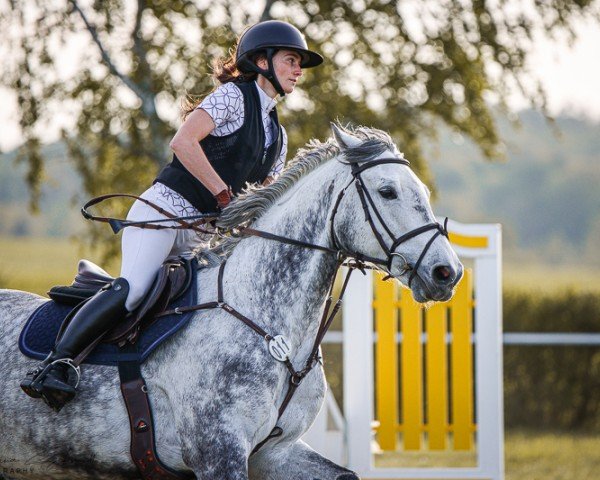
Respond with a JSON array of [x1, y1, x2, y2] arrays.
[[0, 124, 463, 480]]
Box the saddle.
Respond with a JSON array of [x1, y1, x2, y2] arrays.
[[20, 257, 197, 366], [19, 257, 197, 480], [51, 256, 193, 347]]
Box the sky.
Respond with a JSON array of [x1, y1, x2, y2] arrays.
[[506, 15, 600, 121], [1, 12, 600, 152]]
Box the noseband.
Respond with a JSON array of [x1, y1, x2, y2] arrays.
[[329, 157, 449, 287]]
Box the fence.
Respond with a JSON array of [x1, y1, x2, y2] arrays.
[[303, 219, 504, 480], [373, 268, 476, 452]]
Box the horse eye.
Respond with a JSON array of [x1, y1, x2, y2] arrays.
[[378, 186, 398, 200]]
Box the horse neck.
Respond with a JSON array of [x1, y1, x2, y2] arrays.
[[225, 160, 346, 343]]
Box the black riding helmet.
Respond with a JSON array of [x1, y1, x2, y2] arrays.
[[236, 20, 323, 96]]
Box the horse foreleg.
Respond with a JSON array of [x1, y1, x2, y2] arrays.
[[179, 431, 250, 480], [248, 439, 359, 480]]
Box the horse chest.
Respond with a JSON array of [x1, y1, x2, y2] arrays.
[[277, 364, 327, 439]]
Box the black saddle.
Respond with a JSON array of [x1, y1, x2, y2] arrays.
[[48, 257, 193, 347], [20, 256, 198, 366]]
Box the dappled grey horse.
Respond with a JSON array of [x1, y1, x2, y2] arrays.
[[0, 125, 462, 480]]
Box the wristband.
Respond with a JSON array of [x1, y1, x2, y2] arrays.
[[214, 187, 233, 210]]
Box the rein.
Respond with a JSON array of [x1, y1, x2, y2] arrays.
[[82, 157, 450, 453], [81, 193, 219, 235]]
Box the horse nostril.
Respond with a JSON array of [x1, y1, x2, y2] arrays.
[[433, 265, 453, 283]]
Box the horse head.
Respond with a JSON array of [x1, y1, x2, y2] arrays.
[[330, 124, 463, 303]]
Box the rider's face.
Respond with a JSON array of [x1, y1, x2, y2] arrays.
[[257, 50, 303, 95]]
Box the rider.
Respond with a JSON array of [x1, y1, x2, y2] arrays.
[[21, 20, 323, 411]]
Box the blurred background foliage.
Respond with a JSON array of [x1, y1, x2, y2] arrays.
[[503, 289, 600, 431], [2, 0, 599, 259]]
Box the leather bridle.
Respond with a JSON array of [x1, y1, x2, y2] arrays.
[[333, 157, 449, 286], [240, 157, 449, 286]]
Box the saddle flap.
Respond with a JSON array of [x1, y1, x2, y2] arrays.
[[103, 258, 191, 346]]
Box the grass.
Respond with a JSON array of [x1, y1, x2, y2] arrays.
[[503, 262, 600, 293], [504, 430, 600, 480], [0, 235, 119, 295], [368, 430, 600, 479]]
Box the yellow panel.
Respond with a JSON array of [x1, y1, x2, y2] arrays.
[[399, 289, 423, 450], [425, 302, 448, 450], [374, 275, 399, 451], [450, 269, 475, 450], [448, 232, 488, 249]]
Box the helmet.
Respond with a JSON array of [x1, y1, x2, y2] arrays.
[[236, 20, 323, 72], [235, 20, 323, 96]]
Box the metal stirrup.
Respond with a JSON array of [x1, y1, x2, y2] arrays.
[[50, 358, 82, 389]]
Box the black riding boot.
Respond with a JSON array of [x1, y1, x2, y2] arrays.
[[21, 277, 130, 411]]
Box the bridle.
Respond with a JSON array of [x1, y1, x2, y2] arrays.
[[240, 157, 449, 286], [332, 157, 449, 286]]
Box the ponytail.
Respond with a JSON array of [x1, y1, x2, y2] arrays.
[[181, 47, 262, 121]]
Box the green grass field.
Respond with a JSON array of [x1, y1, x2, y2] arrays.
[[0, 235, 120, 294], [504, 430, 600, 480], [2, 235, 599, 295], [503, 262, 600, 293]]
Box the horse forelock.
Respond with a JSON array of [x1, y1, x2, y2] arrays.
[[337, 125, 399, 163], [197, 124, 400, 260]]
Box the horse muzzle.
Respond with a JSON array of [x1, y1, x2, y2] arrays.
[[408, 262, 463, 303]]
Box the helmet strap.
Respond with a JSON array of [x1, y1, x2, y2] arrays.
[[249, 48, 285, 97], [265, 48, 286, 97]]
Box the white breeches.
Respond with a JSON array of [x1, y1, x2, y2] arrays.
[[120, 183, 207, 312]]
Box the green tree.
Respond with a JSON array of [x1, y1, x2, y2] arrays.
[[2, 0, 598, 256]]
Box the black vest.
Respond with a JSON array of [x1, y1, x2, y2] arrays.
[[155, 81, 282, 212]]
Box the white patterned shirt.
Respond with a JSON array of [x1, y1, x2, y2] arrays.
[[198, 82, 287, 177]]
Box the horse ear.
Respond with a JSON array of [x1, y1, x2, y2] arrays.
[[331, 123, 362, 150]]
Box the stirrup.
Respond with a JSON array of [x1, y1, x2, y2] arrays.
[[20, 351, 55, 399], [48, 358, 82, 389], [38, 358, 81, 412], [21, 358, 81, 410]]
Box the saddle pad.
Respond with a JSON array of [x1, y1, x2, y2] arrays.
[[19, 264, 198, 367]]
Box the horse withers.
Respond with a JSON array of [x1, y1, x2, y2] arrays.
[[0, 124, 462, 480]]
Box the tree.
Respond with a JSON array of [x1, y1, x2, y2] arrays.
[[2, 0, 598, 255]]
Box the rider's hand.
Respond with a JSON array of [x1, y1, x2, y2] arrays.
[[214, 187, 233, 210]]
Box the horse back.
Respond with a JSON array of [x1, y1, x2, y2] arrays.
[[0, 289, 47, 337]]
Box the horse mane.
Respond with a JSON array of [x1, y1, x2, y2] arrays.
[[196, 124, 397, 261]]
